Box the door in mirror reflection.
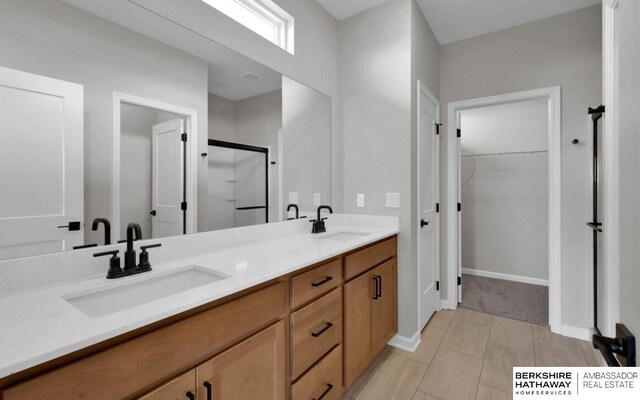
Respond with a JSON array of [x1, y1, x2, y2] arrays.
[[0, 67, 84, 260], [207, 140, 268, 231]]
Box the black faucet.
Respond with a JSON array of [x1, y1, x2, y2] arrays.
[[124, 223, 142, 271], [287, 204, 299, 220], [310, 205, 333, 233], [91, 218, 111, 245]]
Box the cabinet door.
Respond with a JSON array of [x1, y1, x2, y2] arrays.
[[344, 270, 374, 388], [196, 320, 286, 400], [138, 370, 196, 400], [371, 258, 398, 353]]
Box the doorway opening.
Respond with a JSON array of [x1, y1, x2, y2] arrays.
[[113, 93, 198, 242], [446, 87, 562, 332]]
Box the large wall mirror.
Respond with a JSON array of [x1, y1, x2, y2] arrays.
[[0, 0, 331, 261]]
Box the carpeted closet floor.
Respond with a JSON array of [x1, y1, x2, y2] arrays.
[[460, 274, 548, 326]]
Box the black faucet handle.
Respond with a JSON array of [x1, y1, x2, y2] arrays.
[[139, 243, 161, 271], [94, 250, 122, 279]]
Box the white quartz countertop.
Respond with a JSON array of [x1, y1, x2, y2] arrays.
[[0, 220, 398, 379]]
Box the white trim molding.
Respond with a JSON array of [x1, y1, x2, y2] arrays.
[[446, 86, 562, 334], [561, 325, 591, 341], [600, 0, 620, 338], [112, 92, 199, 242], [462, 268, 549, 287], [388, 331, 421, 352]]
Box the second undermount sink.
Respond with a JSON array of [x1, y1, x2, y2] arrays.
[[320, 231, 368, 241], [64, 266, 230, 318]]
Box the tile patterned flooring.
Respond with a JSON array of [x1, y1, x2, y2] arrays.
[[341, 308, 600, 400]]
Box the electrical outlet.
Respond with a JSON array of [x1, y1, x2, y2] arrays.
[[288, 192, 298, 204], [386, 193, 400, 208], [314, 193, 320, 206], [357, 194, 365, 208]]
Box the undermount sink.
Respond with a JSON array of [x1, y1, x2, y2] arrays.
[[64, 266, 230, 318], [320, 231, 368, 241]]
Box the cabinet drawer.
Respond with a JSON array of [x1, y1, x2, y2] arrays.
[[290, 288, 342, 379], [291, 345, 342, 400], [291, 259, 342, 309], [3, 282, 287, 400], [137, 370, 195, 400], [345, 237, 396, 280]]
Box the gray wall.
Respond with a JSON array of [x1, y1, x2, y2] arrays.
[[339, 0, 440, 339], [617, 0, 640, 336], [0, 0, 209, 245], [439, 6, 602, 330], [461, 153, 549, 280], [282, 77, 332, 214]]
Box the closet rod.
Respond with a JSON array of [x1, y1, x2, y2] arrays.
[[461, 150, 548, 157]]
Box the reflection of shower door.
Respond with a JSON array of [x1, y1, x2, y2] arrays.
[[208, 140, 268, 230]]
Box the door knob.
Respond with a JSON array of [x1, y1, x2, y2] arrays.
[[420, 219, 429, 228], [150, 210, 157, 216], [57, 221, 81, 231]]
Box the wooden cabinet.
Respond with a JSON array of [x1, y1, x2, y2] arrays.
[[196, 320, 286, 400], [1, 236, 397, 400], [371, 259, 397, 353], [290, 288, 342, 379], [291, 345, 342, 400], [344, 258, 397, 388], [138, 370, 196, 400]]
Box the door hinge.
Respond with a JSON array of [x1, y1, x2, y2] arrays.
[[181, 133, 187, 142], [458, 276, 462, 285], [436, 281, 440, 291], [435, 123, 442, 135], [457, 202, 461, 212], [181, 202, 188, 211], [436, 203, 440, 213], [457, 128, 461, 138]]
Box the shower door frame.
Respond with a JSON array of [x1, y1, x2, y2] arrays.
[[208, 139, 270, 224]]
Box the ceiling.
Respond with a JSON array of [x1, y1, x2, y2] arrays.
[[460, 97, 548, 155], [317, 0, 600, 45], [62, 0, 282, 101]]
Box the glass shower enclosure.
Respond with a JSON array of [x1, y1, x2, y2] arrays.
[[207, 140, 269, 231]]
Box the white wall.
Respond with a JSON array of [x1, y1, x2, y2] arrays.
[[439, 6, 602, 330], [0, 0, 209, 245], [208, 93, 237, 142], [461, 153, 549, 281], [617, 0, 640, 336], [340, 0, 441, 340]]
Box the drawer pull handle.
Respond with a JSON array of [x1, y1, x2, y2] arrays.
[[204, 381, 212, 400], [311, 322, 334, 337], [311, 276, 333, 287], [376, 275, 382, 298], [314, 383, 334, 400], [186, 391, 195, 400]]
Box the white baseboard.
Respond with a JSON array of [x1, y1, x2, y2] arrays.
[[439, 299, 456, 310], [561, 325, 591, 341], [462, 267, 549, 286], [388, 331, 421, 352]]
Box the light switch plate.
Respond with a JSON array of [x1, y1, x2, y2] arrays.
[[288, 192, 299, 204], [357, 194, 365, 208], [313, 193, 320, 206], [386, 193, 400, 208]]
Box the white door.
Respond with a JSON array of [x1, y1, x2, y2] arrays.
[[418, 83, 440, 330], [151, 119, 184, 238], [0, 66, 83, 260]]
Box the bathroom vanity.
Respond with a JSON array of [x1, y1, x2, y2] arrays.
[[0, 216, 398, 400]]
